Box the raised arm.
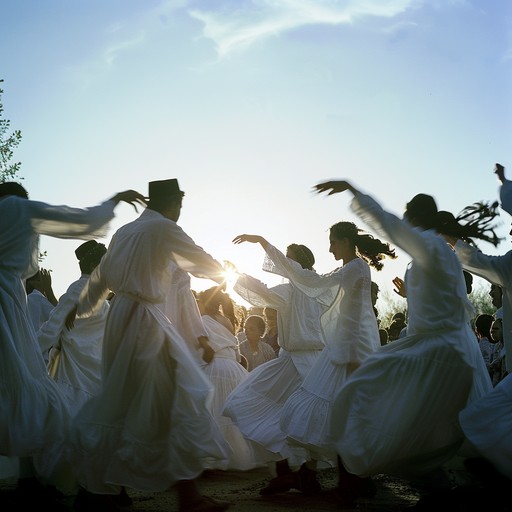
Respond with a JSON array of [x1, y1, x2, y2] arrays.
[[109, 190, 147, 212], [313, 180, 359, 197], [232, 234, 270, 250]]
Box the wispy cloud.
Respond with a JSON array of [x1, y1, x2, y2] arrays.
[[102, 31, 146, 67], [189, 0, 415, 57]]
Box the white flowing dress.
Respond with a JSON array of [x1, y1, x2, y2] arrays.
[[0, 193, 118, 482], [68, 208, 230, 494], [261, 246, 380, 463], [459, 372, 512, 479], [201, 315, 264, 471], [223, 266, 325, 466], [331, 192, 493, 478], [38, 275, 108, 415]]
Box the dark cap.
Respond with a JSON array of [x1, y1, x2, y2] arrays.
[[75, 240, 106, 261], [148, 179, 185, 201]]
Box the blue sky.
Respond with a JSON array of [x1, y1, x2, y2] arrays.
[[1, 0, 511, 310]]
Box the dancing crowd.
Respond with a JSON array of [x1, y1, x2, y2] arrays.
[[1, 165, 511, 512]]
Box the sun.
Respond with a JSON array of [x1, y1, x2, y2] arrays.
[[222, 261, 239, 289]]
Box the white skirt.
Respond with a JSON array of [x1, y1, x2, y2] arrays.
[[459, 372, 512, 479], [223, 349, 316, 464], [332, 332, 477, 478], [203, 348, 265, 471]]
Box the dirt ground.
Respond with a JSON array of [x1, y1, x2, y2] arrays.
[[1, 455, 510, 511]]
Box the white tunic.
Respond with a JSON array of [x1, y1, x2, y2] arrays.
[[69, 208, 230, 493], [453, 240, 512, 373], [38, 275, 108, 415], [0, 193, 117, 482]]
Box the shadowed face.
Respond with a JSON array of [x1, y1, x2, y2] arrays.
[[329, 235, 349, 261]]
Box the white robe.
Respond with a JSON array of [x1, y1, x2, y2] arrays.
[[331, 192, 492, 478], [38, 275, 108, 415], [459, 372, 512, 479], [0, 193, 117, 482], [453, 240, 512, 373], [69, 208, 230, 494]]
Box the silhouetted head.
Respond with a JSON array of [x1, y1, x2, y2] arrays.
[[75, 240, 107, 274], [0, 181, 28, 199], [404, 193, 438, 229], [146, 179, 185, 219], [286, 243, 315, 270]]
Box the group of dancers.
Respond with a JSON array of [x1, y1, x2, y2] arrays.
[[1, 166, 510, 512]]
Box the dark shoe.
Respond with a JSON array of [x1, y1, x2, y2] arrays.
[[74, 487, 121, 512], [296, 464, 321, 496], [112, 486, 133, 507], [182, 495, 231, 512], [259, 473, 297, 495], [360, 476, 377, 498], [275, 459, 292, 477], [15, 477, 69, 511]]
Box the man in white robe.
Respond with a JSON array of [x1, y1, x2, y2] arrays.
[[69, 179, 231, 512]]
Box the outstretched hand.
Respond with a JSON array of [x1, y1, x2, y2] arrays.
[[112, 190, 147, 212], [313, 180, 355, 196], [392, 276, 407, 298], [232, 234, 264, 245]]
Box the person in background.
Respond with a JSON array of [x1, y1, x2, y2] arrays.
[[39, 241, 108, 407], [0, 180, 145, 510], [488, 317, 508, 387], [474, 313, 498, 371], [224, 241, 325, 495], [262, 306, 279, 356], [489, 283, 503, 319], [196, 286, 263, 471], [26, 268, 58, 363], [238, 314, 276, 371]]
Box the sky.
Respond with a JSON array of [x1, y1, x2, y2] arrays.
[[1, 0, 511, 311]]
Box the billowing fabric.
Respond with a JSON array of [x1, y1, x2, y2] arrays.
[[0, 194, 116, 482], [262, 246, 379, 462], [459, 372, 512, 479], [224, 272, 324, 464], [27, 290, 55, 332], [499, 178, 512, 216], [163, 265, 209, 368], [454, 240, 512, 373], [331, 192, 492, 478], [28, 290, 55, 363], [238, 338, 276, 371], [38, 275, 108, 414], [201, 315, 264, 471], [69, 208, 230, 494]]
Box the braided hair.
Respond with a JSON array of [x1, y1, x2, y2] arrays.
[[287, 243, 315, 270]]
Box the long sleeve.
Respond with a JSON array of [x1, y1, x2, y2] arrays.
[[38, 278, 87, 354]]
